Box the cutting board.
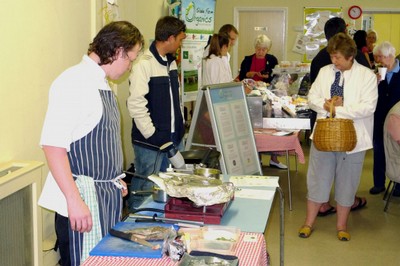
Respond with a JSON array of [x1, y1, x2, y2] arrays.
[[89, 221, 178, 258]]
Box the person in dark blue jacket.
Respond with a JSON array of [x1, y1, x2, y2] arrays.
[[127, 16, 186, 210], [370, 41, 400, 195]]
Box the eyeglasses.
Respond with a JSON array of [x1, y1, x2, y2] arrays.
[[123, 49, 143, 63]]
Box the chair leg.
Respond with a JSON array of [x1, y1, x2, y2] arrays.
[[383, 181, 393, 201], [384, 182, 395, 212]]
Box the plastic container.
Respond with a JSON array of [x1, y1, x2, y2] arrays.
[[180, 225, 241, 255]]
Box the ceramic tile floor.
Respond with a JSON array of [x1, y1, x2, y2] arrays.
[[262, 143, 400, 266]]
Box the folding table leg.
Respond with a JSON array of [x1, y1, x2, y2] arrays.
[[285, 150, 292, 211], [276, 186, 285, 266]]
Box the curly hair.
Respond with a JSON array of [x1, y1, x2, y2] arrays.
[[327, 32, 357, 60], [88, 21, 144, 65]]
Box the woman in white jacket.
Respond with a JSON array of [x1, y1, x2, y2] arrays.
[[298, 33, 378, 241], [202, 33, 233, 86]]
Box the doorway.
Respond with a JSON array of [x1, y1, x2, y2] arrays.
[[363, 9, 400, 55], [233, 7, 287, 79]]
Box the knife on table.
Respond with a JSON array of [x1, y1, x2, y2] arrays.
[[109, 228, 160, 249]]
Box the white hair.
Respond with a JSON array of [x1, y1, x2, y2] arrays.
[[254, 34, 272, 49], [373, 41, 396, 57]]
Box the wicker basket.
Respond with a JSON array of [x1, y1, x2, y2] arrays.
[[313, 102, 357, 152]]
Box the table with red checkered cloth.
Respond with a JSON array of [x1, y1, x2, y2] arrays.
[[254, 128, 305, 164], [82, 232, 268, 266]]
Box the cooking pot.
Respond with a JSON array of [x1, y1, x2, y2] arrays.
[[152, 186, 169, 203], [194, 168, 221, 179], [131, 186, 169, 203], [180, 149, 220, 169]]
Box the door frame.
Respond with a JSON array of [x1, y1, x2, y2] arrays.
[[233, 7, 288, 77]]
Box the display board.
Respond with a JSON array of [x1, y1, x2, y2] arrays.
[[185, 82, 262, 175]]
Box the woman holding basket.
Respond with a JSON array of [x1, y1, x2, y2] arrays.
[[298, 33, 378, 241]]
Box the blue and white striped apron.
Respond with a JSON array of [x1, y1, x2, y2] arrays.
[[67, 89, 123, 265]]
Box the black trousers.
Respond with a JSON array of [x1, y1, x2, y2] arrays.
[[55, 213, 71, 266]]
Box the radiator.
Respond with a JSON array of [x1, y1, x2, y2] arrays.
[[0, 161, 44, 266]]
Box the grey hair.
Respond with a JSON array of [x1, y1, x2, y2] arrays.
[[254, 34, 272, 49], [373, 41, 396, 57]]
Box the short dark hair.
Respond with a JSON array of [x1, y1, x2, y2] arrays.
[[218, 24, 239, 35], [353, 30, 368, 50], [88, 21, 144, 65], [327, 32, 357, 59], [155, 16, 186, 41], [324, 17, 347, 40]]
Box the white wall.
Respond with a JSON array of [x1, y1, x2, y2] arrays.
[[1, 0, 399, 263]]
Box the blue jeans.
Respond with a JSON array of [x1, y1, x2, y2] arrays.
[[128, 134, 183, 210]]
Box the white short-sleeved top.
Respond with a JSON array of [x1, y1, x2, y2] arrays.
[[40, 55, 110, 151], [39, 55, 110, 216], [202, 54, 233, 86]]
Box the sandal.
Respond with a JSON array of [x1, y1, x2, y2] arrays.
[[298, 225, 313, 238], [351, 196, 367, 212], [317, 206, 336, 217], [337, 230, 351, 241]]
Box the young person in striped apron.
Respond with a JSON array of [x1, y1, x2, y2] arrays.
[[38, 21, 144, 265]]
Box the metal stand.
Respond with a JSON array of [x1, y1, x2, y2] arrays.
[[276, 186, 285, 266], [285, 151, 297, 211]]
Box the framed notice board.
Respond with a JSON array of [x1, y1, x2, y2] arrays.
[[185, 82, 262, 175]]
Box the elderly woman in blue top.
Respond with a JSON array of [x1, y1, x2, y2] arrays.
[[370, 41, 400, 196], [299, 33, 378, 241]]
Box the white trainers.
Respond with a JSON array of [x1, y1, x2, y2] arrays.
[[270, 160, 287, 169]]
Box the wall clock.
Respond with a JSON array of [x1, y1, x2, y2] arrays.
[[348, 5, 362, 20]]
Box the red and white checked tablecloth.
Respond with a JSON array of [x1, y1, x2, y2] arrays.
[[254, 128, 305, 164], [82, 232, 268, 266]]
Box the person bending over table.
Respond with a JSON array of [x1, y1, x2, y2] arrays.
[[202, 33, 233, 85], [238, 34, 286, 169], [38, 21, 144, 265], [299, 33, 377, 241]]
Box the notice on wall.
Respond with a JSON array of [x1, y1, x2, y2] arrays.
[[302, 7, 343, 62]]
